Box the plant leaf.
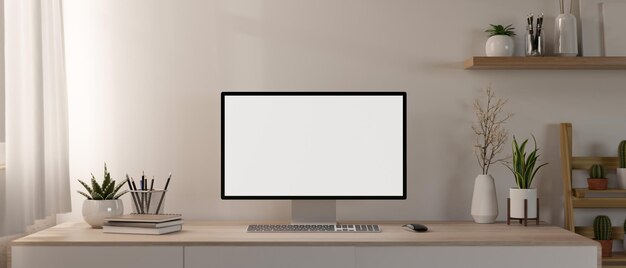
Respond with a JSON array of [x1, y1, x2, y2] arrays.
[[91, 191, 104, 200], [91, 174, 103, 196], [113, 190, 129, 199], [112, 180, 127, 197], [103, 181, 115, 199], [77, 190, 92, 200], [78, 179, 92, 193]]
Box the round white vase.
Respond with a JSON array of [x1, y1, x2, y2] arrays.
[[485, 35, 515, 56], [509, 188, 537, 218], [82, 199, 124, 228], [617, 168, 626, 189], [471, 174, 498, 223]]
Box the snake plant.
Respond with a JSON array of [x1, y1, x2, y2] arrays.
[[505, 135, 548, 189]]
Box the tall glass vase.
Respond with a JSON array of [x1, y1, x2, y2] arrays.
[[554, 13, 578, 56]]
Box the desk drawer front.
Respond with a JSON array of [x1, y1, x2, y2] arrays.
[[11, 246, 183, 268], [185, 246, 355, 268]]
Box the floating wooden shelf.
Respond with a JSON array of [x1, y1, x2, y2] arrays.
[[602, 252, 626, 267], [573, 188, 626, 198], [572, 157, 618, 170], [464, 56, 626, 69], [575, 226, 625, 240], [572, 197, 626, 208]]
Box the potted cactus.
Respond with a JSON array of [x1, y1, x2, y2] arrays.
[[588, 164, 608, 190], [617, 141, 626, 189], [594, 215, 613, 257], [77, 163, 128, 228]]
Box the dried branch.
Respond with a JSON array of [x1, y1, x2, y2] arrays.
[[472, 86, 513, 175]]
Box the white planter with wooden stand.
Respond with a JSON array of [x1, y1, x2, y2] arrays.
[[509, 188, 537, 218], [82, 199, 124, 228], [471, 174, 498, 223]]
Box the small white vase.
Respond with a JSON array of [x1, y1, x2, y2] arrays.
[[471, 174, 498, 223], [485, 35, 514, 56], [617, 168, 626, 189], [509, 188, 537, 218], [82, 199, 124, 228]]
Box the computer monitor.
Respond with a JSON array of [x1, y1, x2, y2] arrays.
[[221, 92, 406, 224]]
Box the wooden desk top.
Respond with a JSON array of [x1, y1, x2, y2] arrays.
[[11, 221, 599, 247]]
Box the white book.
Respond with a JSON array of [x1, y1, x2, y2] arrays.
[[104, 219, 184, 228], [103, 224, 182, 235], [105, 214, 182, 223]]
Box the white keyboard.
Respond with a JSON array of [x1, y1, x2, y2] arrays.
[[247, 224, 381, 233]]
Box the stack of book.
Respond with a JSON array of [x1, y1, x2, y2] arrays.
[[103, 214, 183, 235]]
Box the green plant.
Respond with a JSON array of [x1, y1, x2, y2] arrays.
[[617, 140, 626, 168], [485, 24, 516, 37], [77, 163, 128, 200], [589, 164, 606, 179], [594, 215, 612, 240], [505, 135, 548, 189]]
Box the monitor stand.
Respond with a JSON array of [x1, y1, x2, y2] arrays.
[[291, 200, 336, 225]]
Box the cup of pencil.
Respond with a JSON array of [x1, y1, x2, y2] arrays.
[[130, 189, 167, 214], [126, 173, 172, 214]]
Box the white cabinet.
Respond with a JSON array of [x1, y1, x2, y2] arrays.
[[185, 246, 355, 268], [356, 246, 598, 268], [9, 222, 601, 268], [11, 246, 183, 268]]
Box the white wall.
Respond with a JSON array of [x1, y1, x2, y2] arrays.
[[1, 0, 5, 142], [59, 0, 626, 228]]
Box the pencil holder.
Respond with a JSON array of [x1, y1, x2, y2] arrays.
[[525, 25, 544, 56], [129, 189, 167, 214]]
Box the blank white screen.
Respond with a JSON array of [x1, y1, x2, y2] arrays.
[[223, 94, 404, 197]]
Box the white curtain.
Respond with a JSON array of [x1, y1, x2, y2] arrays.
[[1, 0, 71, 236]]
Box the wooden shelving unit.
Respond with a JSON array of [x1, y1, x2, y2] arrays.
[[464, 56, 626, 69], [561, 123, 626, 267]]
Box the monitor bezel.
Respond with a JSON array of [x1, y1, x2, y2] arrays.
[[221, 91, 407, 200]]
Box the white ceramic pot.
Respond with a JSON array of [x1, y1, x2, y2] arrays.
[[82, 199, 124, 228], [617, 168, 626, 189], [471, 174, 498, 223], [485, 35, 515, 56], [509, 188, 537, 218]]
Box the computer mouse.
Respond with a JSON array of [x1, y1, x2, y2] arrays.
[[402, 223, 428, 232]]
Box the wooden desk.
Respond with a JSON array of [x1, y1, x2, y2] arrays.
[[11, 221, 600, 268]]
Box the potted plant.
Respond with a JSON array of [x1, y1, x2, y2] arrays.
[[485, 24, 516, 56], [588, 164, 608, 190], [77, 163, 128, 228], [594, 215, 613, 257], [617, 141, 626, 189], [470, 86, 513, 223], [505, 136, 548, 219]]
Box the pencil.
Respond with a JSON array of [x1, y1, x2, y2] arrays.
[[155, 173, 172, 214]]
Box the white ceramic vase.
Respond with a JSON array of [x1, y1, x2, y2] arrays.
[[509, 188, 537, 218], [471, 174, 498, 223], [485, 35, 514, 56], [82, 199, 124, 228], [617, 168, 626, 189]]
